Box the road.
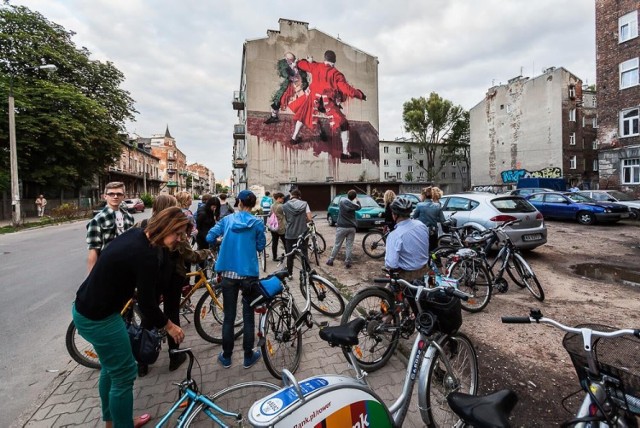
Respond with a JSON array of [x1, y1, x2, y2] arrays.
[[0, 210, 151, 426]]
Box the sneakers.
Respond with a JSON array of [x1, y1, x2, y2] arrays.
[[326, 259, 334, 266], [345, 262, 352, 269], [217, 352, 231, 369], [243, 350, 262, 369]]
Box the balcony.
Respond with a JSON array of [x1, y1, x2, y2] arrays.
[[167, 181, 178, 187], [167, 168, 176, 175], [233, 124, 245, 140], [232, 91, 245, 110], [233, 158, 247, 169]]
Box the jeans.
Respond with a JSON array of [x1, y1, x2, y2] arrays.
[[328, 227, 356, 262], [285, 237, 308, 276], [220, 277, 256, 359], [72, 304, 138, 427], [271, 231, 285, 260]]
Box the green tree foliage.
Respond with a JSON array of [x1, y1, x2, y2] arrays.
[[441, 110, 471, 190], [402, 92, 466, 183], [0, 5, 137, 192]]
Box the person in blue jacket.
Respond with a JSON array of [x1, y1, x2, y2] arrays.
[[206, 190, 266, 369]]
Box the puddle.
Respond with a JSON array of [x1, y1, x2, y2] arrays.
[[572, 263, 640, 288]]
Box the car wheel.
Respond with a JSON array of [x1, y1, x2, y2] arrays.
[[577, 211, 595, 225], [327, 214, 335, 227], [630, 209, 639, 220]]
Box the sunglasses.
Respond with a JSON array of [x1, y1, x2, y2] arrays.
[[106, 192, 124, 197]]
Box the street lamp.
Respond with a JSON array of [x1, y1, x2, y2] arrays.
[[8, 64, 57, 226]]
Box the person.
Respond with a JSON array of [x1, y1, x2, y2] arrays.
[[72, 207, 189, 428], [412, 186, 445, 252], [290, 50, 366, 158], [282, 189, 313, 277], [196, 196, 220, 250], [205, 190, 266, 369], [218, 193, 234, 219], [569, 184, 580, 192], [35, 194, 47, 217], [385, 196, 431, 282], [326, 189, 361, 268], [175, 191, 197, 241], [269, 192, 287, 261], [263, 52, 309, 124], [86, 182, 135, 273], [260, 191, 274, 219], [383, 190, 397, 231], [196, 194, 212, 212]]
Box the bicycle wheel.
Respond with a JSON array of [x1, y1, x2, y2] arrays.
[[423, 333, 479, 428], [261, 298, 303, 379], [310, 235, 320, 265], [448, 259, 492, 313], [183, 381, 280, 427], [194, 288, 243, 344], [340, 287, 399, 372], [300, 274, 345, 317], [313, 233, 326, 254], [511, 253, 545, 301], [362, 230, 386, 259], [65, 320, 101, 369], [259, 249, 267, 272]]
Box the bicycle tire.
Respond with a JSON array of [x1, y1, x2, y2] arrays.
[[65, 320, 101, 369], [430, 246, 459, 274], [194, 288, 243, 344], [448, 259, 492, 313], [362, 229, 386, 259], [261, 298, 303, 379], [314, 232, 326, 254], [260, 249, 267, 272], [183, 381, 280, 427], [423, 333, 479, 428], [300, 274, 345, 317], [511, 253, 545, 301], [310, 235, 320, 265], [340, 286, 400, 372]]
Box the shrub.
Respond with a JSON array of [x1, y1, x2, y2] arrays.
[[140, 193, 154, 208], [51, 203, 82, 220]]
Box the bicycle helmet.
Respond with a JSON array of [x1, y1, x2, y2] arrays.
[[390, 196, 413, 216]]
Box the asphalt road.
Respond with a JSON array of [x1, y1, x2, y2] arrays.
[[0, 210, 152, 426]]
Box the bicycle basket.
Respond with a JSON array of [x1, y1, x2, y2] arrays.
[[409, 281, 462, 335], [562, 324, 640, 414]]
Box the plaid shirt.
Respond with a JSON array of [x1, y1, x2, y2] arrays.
[[86, 206, 134, 252]]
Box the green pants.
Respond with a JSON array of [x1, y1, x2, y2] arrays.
[[72, 304, 138, 427]]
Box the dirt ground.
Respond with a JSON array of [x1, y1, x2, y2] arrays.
[[312, 217, 640, 427]]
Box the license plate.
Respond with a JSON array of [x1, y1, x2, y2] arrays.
[[374, 220, 384, 225], [621, 213, 630, 218], [523, 234, 542, 241]]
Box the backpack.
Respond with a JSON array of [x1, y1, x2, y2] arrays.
[[261, 196, 272, 211], [267, 211, 279, 232]]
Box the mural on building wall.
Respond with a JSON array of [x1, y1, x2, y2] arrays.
[[500, 166, 562, 183], [250, 49, 378, 165]]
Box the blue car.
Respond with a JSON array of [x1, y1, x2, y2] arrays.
[[525, 192, 630, 225]]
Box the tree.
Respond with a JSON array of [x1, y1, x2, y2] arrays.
[[402, 92, 466, 183], [0, 5, 137, 193], [441, 110, 471, 190]]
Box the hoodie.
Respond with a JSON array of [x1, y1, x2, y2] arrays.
[[282, 198, 310, 239], [205, 211, 266, 277]]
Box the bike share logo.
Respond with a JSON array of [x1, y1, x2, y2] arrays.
[[410, 340, 427, 381]]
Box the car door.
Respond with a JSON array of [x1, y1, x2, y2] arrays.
[[441, 196, 473, 225], [543, 193, 574, 219]]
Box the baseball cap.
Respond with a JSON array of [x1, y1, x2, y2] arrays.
[[234, 189, 255, 207]]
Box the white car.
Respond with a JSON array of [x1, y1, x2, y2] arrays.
[[576, 190, 640, 220]]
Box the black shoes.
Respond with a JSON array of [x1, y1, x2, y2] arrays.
[[290, 136, 302, 145], [138, 363, 149, 377], [169, 352, 187, 371], [264, 116, 279, 124]]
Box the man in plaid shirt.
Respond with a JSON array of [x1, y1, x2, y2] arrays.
[[86, 182, 134, 272]]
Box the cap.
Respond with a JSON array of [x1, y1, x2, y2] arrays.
[[234, 189, 255, 207]]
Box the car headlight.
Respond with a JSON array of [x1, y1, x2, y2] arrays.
[[361, 214, 371, 218], [604, 208, 611, 213]]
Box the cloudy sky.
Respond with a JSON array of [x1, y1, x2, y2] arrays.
[[12, 0, 596, 182]]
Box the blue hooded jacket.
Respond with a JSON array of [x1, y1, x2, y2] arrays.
[[206, 211, 266, 277]]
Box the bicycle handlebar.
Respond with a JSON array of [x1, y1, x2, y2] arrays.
[[373, 275, 470, 301]]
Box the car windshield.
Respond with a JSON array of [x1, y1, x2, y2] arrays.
[[608, 190, 633, 201], [358, 195, 380, 208], [566, 193, 594, 203], [491, 197, 537, 213]]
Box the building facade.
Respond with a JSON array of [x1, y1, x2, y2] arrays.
[[595, 0, 640, 191], [150, 126, 188, 194], [470, 67, 598, 191], [232, 19, 382, 209], [187, 163, 215, 196]]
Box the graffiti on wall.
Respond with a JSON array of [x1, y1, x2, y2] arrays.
[[500, 167, 562, 183]]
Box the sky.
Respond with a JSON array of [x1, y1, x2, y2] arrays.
[[11, 0, 596, 182]]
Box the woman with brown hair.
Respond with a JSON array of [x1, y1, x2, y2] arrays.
[[412, 186, 445, 252], [72, 207, 190, 428]]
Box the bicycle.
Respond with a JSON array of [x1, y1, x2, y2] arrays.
[[306, 216, 326, 265], [361, 224, 390, 259], [257, 233, 345, 379], [249, 279, 478, 427], [155, 348, 279, 427], [447, 309, 640, 427]]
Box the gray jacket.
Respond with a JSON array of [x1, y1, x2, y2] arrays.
[[337, 198, 361, 228], [283, 198, 309, 239]]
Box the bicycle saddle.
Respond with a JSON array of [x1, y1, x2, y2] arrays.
[[447, 389, 517, 428], [319, 318, 366, 347]]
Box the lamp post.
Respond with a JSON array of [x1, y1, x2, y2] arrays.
[[8, 64, 57, 226]]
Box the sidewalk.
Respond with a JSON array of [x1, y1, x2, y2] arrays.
[[13, 246, 423, 427]]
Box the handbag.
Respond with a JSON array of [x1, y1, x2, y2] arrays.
[[244, 275, 284, 308], [127, 323, 162, 365]]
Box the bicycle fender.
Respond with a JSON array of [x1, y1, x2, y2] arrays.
[[417, 344, 440, 424]]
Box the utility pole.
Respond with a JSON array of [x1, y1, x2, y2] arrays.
[[9, 78, 21, 226]]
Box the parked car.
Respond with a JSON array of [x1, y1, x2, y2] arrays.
[[525, 192, 630, 225], [124, 198, 145, 213], [439, 192, 547, 250], [575, 190, 640, 220], [509, 187, 555, 197], [326, 194, 385, 229], [91, 200, 107, 216], [396, 193, 422, 210]]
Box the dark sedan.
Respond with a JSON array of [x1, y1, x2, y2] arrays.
[[525, 192, 630, 225]]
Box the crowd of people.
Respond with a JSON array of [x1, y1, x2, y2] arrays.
[[73, 182, 446, 427]]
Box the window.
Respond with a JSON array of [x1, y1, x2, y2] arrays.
[[396, 171, 402, 179], [593, 159, 599, 171], [462, 166, 467, 173], [441, 172, 446, 179], [384, 172, 390, 179], [383, 146, 389, 153], [569, 109, 576, 122], [419, 171, 424, 178], [582, 116, 586, 127], [418, 148, 424, 154], [619, 11, 638, 43], [407, 153, 413, 160], [418, 160, 424, 167], [620, 58, 639, 89], [383, 159, 389, 166], [441, 160, 446, 167], [396, 147, 401, 154], [452, 172, 457, 179], [568, 85, 576, 98], [570, 156, 577, 170], [592, 140, 598, 150], [593, 117, 598, 128], [620, 108, 639, 137], [451, 161, 457, 166], [396, 159, 401, 167], [569, 132, 576, 145], [408, 165, 413, 172], [622, 158, 640, 184]]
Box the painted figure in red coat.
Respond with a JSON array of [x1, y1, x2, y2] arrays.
[[289, 50, 366, 158]]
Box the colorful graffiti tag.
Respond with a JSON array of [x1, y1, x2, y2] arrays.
[[500, 167, 561, 183]]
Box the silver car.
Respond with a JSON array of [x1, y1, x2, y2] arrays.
[[576, 190, 640, 220], [440, 192, 547, 250]]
